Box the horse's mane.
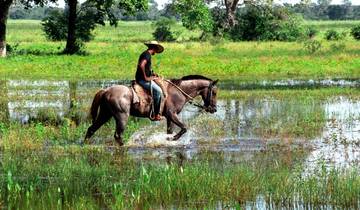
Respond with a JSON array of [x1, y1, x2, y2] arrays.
[[170, 75, 212, 86]]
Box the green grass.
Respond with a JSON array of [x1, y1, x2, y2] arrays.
[[0, 146, 359, 209], [1, 20, 359, 81], [1, 20, 360, 209], [305, 20, 360, 31]]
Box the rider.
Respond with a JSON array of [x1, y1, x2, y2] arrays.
[[136, 41, 164, 121]]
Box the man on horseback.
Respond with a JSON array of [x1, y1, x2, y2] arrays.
[[136, 41, 164, 121]]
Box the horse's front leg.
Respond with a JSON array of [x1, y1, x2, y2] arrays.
[[166, 111, 187, 141], [166, 117, 175, 134]]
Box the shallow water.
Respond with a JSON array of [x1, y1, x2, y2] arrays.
[[1, 79, 360, 209], [1, 79, 359, 170]]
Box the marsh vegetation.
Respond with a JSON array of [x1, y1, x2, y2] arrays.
[[0, 20, 359, 209]]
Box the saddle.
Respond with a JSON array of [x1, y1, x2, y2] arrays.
[[131, 79, 168, 116]]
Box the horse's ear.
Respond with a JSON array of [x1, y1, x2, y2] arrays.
[[212, 79, 219, 86]]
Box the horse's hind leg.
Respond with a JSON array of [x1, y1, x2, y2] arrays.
[[113, 112, 129, 146], [84, 108, 111, 144]]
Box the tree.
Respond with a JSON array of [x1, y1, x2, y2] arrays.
[[0, 0, 56, 57], [229, 5, 304, 41], [62, 0, 148, 54], [316, 0, 331, 19], [0, 0, 14, 57], [9, 6, 27, 19], [174, 0, 213, 35], [224, 0, 240, 27]]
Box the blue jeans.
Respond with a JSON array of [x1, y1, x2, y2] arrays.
[[138, 80, 162, 115]]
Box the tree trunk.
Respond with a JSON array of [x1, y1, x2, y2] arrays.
[[0, 0, 12, 57], [224, 0, 240, 28], [64, 0, 78, 54]]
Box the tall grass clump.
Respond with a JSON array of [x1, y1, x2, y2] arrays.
[[1, 148, 360, 209], [324, 29, 341, 40], [350, 25, 360, 40], [303, 39, 322, 54]]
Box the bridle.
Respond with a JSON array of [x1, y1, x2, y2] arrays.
[[164, 79, 216, 110], [203, 82, 215, 108]]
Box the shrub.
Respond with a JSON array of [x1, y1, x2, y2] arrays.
[[324, 29, 340, 41], [305, 26, 318, 39], [228, 5, 304, 41], [274, 14, 304, 41], [152, 18, 177, 42], [350, 25, 360, 40], [330, 42, 346, 52], [303, 40, 322, 54], [5, 43, 19, 55]]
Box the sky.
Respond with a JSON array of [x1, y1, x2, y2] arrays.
[[55, 0, 360, 9]]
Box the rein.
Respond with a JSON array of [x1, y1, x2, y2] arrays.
[[164, 79, 209, 110]]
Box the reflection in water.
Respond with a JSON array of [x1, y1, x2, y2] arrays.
[[305, 98, 360, 171], [4, 80, 127, 123]]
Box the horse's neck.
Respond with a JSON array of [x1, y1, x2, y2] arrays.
[[180, 80, 209, 98]]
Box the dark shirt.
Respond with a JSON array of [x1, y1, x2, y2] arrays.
[[136, 51, 152, 82]]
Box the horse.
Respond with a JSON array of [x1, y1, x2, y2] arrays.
[[84, 75, 219, 146]]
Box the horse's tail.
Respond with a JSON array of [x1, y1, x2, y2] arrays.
[[90, 89, 106, 122]]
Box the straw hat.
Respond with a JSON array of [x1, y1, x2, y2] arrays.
[[144, 41, 164, 53]]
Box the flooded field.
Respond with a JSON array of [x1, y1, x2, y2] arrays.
[[0, 79, 359, 209]]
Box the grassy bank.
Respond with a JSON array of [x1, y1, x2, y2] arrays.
[[1, 20, 359, 81]]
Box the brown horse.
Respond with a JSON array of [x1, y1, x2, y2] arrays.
[[84, 75, 219, 146]]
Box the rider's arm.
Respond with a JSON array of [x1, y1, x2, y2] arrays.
[[139, 59, 154, 82]]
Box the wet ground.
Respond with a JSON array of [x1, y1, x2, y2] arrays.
[[1, 79, 359, 209], [1, 79, 359, 170]]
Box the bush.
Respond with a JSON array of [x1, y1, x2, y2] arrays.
[[152, 18, 177, 42], [305, 26, 318, 39], [228, 5, 304, 41], [350, 25, 360, 40], [303, 40, 322, 54], [5, 43, 19, 55], [330, 42, 346, 52], [324, 29, 340, 41]]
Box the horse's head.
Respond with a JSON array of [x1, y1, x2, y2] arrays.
[[201, 79, 219, 113]]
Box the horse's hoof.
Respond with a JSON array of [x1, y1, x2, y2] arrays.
[[115, 139, 124, 147], [172, 136, 180, 141]]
